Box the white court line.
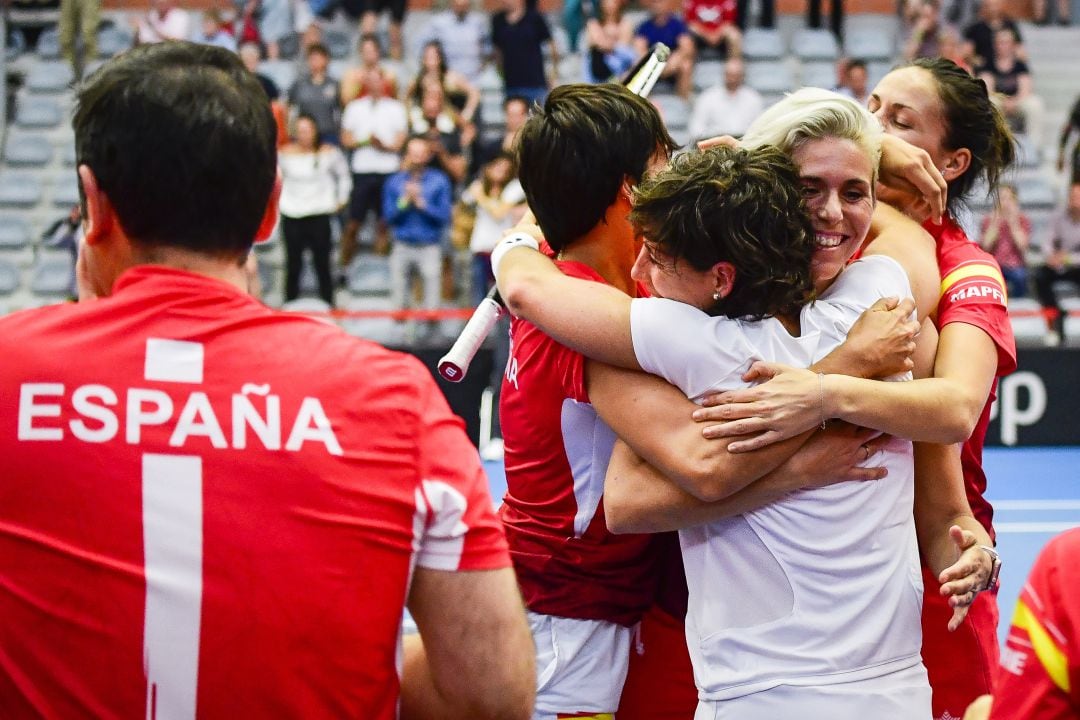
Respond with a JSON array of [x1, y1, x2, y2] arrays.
[[994, 500, 1080, 511], [995, 521, 1080, 533]]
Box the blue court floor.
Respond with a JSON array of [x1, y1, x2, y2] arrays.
[[483, 446, 1080, 643]]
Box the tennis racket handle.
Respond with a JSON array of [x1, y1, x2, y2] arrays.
[[438, 297, 506, 382]]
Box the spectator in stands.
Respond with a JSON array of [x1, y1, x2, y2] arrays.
[[978, 29, 1044, 148], [359, 0, 405, 60], [420, 0, 491, 84], [383, 136, 453, 316], [340, 34, 398, 105], [492, 0, 558, 106], [684, 0, 742, 59], [340, 66, 407, 263], [808, 0, 843, 40], [688, 56, 762, 140], [584, 0, 636, 83], [239, 41, 279, 100], [59, 0, 99, 80], [464, 152, 526, 306], [287, 43, 340, 145], [257, 0, 292, 59], [196, 9, 237, 52], [979, 184, 1031, 299], [473, 94, 529, 172], [962, 0, 1023, 69], [1032, 0, 1071, 26], [279, 114, 351, 306], [938, 25, 972, 73], [41, 205, 81, 298], [133, 0, 191, 44], [633, 0, 696, 99], [1034, 183, 1080, 346], [406, 41, 482, 125], [410, 82, 474, 186], [1057, 95, 1080, 184], [736, 0, 773, 30], [837, 57, 869, 105], [903, 0, 952, 61]]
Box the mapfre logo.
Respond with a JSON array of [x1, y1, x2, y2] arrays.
[[948, 281, 1006, 305]]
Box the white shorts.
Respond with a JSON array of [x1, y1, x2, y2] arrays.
[[694, 663, 932, 720], [529, 611, 632, 720]]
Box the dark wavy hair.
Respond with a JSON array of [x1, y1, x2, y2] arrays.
[[904, 57, 1016, 215], [629, 146, 815, 321]]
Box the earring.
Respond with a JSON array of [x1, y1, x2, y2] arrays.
[[712, 290, 721, 301]]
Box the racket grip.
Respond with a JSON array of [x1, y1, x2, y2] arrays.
[[438, 296, 506, 382]]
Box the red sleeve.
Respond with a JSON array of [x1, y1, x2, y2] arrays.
[[412, 361, 510, 572], [990, 531, 1080, 719], [937, 260, 1018, 376]]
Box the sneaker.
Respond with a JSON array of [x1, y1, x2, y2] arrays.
[[1045, 330, 1061, 347], [480, 437, 505, 462]]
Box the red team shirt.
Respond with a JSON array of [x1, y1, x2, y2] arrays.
[[499, 260, 660, 627], [920, 217, 1018, 720], [991, 528, 1080, 719], [0, 267, 508, 718], [682, 0, 737, 32]]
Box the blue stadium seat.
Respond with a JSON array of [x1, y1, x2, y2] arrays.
[[0, 259, 20, 295], [30, 255, 74, 296], [52, 175, 81, 208], [37, 28, 62, 60], [15, 98, 63, 129], [281, 297, 331, 314], [1017, 176, 1057, 210], [259, 60, 297, 95], [347, 256, 392, 296], [3, 134, 54, 166], [0, 216, 31, 250], [800, 62, 837, 90], [653, 94, 690, 132], [745, 61, 795, 95], [97, 27, 133, 58], [1008, 297, 1048, 344], [1015, 135, 1042, 169], [844, 29, 896, 62], [0, 174, 44, 208], [792, 29, 839, 62], [692, 60, 724, 91], [742, 29, 785, 61], [323, 28, 351, 59], [61, 139, 77, 166], [26, 62, 74, 94]]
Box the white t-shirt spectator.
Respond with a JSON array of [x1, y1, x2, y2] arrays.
[[467, 179, 526, 254], [278, 146, 352, 218], [340, 96, 408, 175], [137, 7, 192, 44], [689, 84, 765, 140]]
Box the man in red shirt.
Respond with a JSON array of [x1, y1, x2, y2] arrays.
[[0, 41, 533, 719]]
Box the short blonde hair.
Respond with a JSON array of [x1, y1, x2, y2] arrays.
[[740, 87, 883, 186]]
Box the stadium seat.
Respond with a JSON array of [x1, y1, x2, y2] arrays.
[[97, 27, 133, 58], [277, 32, 301, 60], [653, 94, 689, 132], [1008, 297, 1048, 343], [693, 60, 724, 91], [281, 297, 332, 313], [800, 62, 837, 90], [347, 256, 392, 296], [0, 174, 44, 208], [1062, 297, 1080, 341], [477, 66, 503, 93], [0, 259, 20, 295], [259, 60, 297, 94], [26, 62, 74, 94], [52, 175, 81, 207], [61, 139, 77, 166], [792, 29, 839, 62], [1015, 135, 1042, 169], [742, 29, 785, 61], [37, 28, 62, 60], [0, 216, 31, 250], [3, 134, 54, 166], [340, 295, 404, 345], [867, 60, 894, 88], [323, 28, 351, 60], [15, 98, 63, 129], [745, 61, 795, 95], [30, 255, 74, 296], [843, 29, 895, 62], [1017, 176, 1057, 210]]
